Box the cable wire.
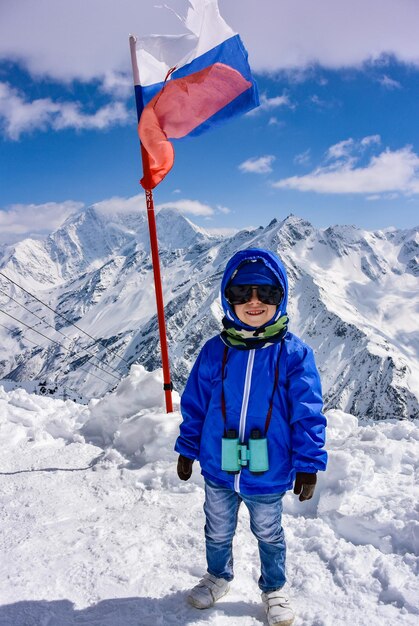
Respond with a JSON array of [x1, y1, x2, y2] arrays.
[[0, 319, 116, 393], [0, 321, 83, 399], [0, 271, 131, 365], [0, 307, 120, 382], [0, 286, 127, 379]]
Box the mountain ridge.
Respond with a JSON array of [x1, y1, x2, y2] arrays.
[[0, 207, 417, 419]]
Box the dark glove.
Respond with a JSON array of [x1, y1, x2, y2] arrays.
[[293, 472, 317, 501], [177, 454, 194, 481]]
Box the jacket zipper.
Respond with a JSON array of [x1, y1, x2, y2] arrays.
[[234, 349, 255, 493]]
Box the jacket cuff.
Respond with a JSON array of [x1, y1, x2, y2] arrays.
[[174, 439, 198, 460]]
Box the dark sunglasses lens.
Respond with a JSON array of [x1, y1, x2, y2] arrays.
[[226, 284, 283, 305], [225, 284, 252, 304], [257, 285, 283, 305]]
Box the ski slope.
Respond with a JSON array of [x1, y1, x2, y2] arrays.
[[0, 366, 418, 626]]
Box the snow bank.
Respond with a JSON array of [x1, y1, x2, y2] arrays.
[[0, 384, 88, 447], [0, 376, 418, 625], [284, 409, 419, 550], [81, 365, 182, 467], [322, 410, 418, 556]]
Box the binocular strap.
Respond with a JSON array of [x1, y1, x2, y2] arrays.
[[220, 342, 283, 437]]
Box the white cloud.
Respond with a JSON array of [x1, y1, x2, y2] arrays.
[[273, 145, 419, 195], [239, 155, 276, 174], [0, 193, 215, 245], [325, 136, 381, 164], [366, 192, 400, 201], [361, 134, 381, 147], [222, 0, 419, 72], [0, 1, 184, 83], [310, 93, 339, 109], [92, 194, 146, 215], [294, 149, 311, 165], [0, 201, 83, 244], [1, 1, 419, 84], [0, 193, 220, 245], [378, 75, 402, 90], [248, 93, 291, 116], [326, 139, 355, 161], [156, 199, 215, 216], [0, 82, 130, 140], [100, 72, 133, 98], [217, 205, 231, 215], [259, 93, 291, 111], [310, 95, 327, 107]]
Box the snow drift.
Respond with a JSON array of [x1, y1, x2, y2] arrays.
[[0, 367, 418, 625]]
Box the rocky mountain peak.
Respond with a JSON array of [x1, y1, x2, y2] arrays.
[[0, 211, 417, 419]]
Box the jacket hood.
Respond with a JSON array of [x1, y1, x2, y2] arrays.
[[220, 248, 288, 329]]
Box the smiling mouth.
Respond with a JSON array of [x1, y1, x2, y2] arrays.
[[246, 309, 265, 316]]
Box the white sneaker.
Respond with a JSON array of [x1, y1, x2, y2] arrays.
[[261, 588, 295, 626], [188, 573, 230, 609]]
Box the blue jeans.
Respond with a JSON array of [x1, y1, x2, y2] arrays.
[[204, 478, 286, 593]]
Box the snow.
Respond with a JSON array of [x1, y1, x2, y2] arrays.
[[288, 223, 419, 400], [1, 210, 418, 419], [0, 367, 418, 625]]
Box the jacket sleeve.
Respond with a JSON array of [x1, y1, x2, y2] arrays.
[[174, 342, 213, 460], [286, 343, 327, 473]]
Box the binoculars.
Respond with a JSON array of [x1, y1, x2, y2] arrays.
[[221, 428, 269, 475]]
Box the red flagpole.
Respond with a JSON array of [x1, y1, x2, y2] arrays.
[[144, 186, 173, 413], [129, 35, 173, 413]]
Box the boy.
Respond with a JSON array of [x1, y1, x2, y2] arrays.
[[175, 248, 327, 626]]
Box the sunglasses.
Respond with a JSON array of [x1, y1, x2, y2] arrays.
[[225, 284, 284, 305]]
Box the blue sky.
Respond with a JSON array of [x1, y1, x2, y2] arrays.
[[1, 0, 419, 243]]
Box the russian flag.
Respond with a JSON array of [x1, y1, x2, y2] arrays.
[[130, 0, 259, 190]]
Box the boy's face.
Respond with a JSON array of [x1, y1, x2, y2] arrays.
[[233, 286, 277, 328]]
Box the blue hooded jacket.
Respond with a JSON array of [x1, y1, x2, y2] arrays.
[[175, 248, 327, 495]]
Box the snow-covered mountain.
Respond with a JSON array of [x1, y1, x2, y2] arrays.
[[0, 206, 418, 419]]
